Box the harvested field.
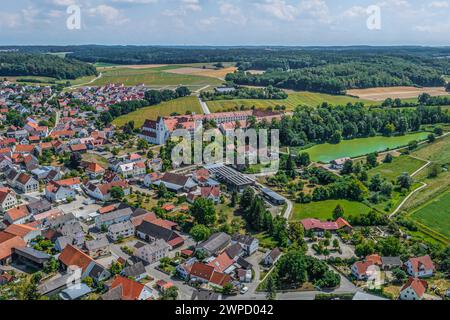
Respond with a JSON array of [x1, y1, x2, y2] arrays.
[[99, 64, 168, 70], [347, 86, 449, 101], [164, 66, 237, 79]]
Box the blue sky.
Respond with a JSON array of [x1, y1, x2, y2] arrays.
[[1, 0, 450, 46]]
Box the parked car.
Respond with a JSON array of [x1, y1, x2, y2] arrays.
[[240, 286, 249, 295]]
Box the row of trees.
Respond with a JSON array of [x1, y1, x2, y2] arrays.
[[99, 87, 191, 125], [265, 104, 449, 147], [200, 85, 287, 101]]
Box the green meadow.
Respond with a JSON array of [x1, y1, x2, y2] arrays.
[[112, 96, 202, 127], [290, 199, 372, 221], [368, 156, 427, 182], [207, 91, 377, 112], [410, 191, 450, 240]]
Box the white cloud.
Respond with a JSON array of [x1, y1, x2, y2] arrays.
[[429, 1, 449, 8], [342, 6, 367, 18], [89, 5, 129, 25], [219, 2, 247, 25], [48, 0, 77, 6], [255, 0, 299, 22], [0, 13, 22, 28]]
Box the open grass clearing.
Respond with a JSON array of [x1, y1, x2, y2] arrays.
[[164, 66, 237, 80], [411, 134, 450, 165], [112, 95, 202, 127], [290, 199, 372, 221], [368, 156, 427, 182], [206, 91, 377, 112], [347, 86, 449, 101], [298, 132, 430, 163], [410, 191, 450, 240], [91, 65, 224, 88]]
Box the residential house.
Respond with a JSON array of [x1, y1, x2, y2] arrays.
[[14, 173, 39, 193], [330, 157, 351, 170], [189, 262, 232, 289], [135, 219, 184, 250], [134, 239, 170, 265], [3, 224, 41, 243], [85, 236, 110, 259], [405, 255, 435, 278], [400, 277, 428, 300], [351, 260, 378, 280], [0, 187, 18, 212], [262, 248, 281, 266], [45, 181, 77, 202], [300, 217, 353, 235], [207, 252, 235, 274], [84, 162, 106, 178], [231, 233, 259, 256], [176, 258, 197, 280], [102, 275, 154, 300], [107, 221, 135, 241], [26, 199, 52, 215], [85, 181, 130, 202], [151, 172, 197, 194], [4, 205, 32, 225], [95, 208, 133, 230], [58, 244, 95, 279], [121, 262, 147, 281]]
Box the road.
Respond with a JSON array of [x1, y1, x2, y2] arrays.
[[68, 72, 103, 89], [198, 96, 211, 115]]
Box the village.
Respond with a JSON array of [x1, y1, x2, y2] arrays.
[[0, 79, 448, 302]]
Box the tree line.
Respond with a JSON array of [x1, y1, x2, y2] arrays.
[[99, 87, 191, 124], [0, 52, 97, 80], [260, 103, 449, 147], [200, 85, 287, 101]]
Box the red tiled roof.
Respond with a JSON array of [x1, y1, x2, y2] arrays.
[[207, 252, 234, 273], [110, 275, 145, 300], [407, 255, 435, 273], [190, 262, 215, 281], [6, 205, 30, 222], [0, 235, 26, 261], [366, 254, 382, 266], [353, 261, 374, 276], [4, 224, 37, 238], [210, 271, 232, 287], [15, 145, 35, 153], [70, 144, 87, 152], [401, 277, 428, 297], [59, 245, 93, 272], [301, 217, 352, 231]]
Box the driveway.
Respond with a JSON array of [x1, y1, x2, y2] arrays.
[[145, 264, 196, 300]]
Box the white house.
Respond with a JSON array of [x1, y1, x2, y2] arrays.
[[263, 248, 281, 266], [405, 255, 435, 278], [0, 188, 18, 212], [231, 234, 259, 256], [134, 239, 170, 265], [14, 173, 39, 194], [95, 208, 133, 230], [400, 277, 428, 300], [107, 221, 135, 241], [85, 181, 130, 202], [45, 181, 77, 203]]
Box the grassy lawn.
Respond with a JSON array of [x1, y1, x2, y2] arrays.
[[368, 156, 427, 182], [298, 132, 430, 163], [290, 199, 372, 221], [112, 96, 203, 127], [253, 231, 278, 249], [411, 134, 450, 165], [207, 91, 377, 112], [410, 191, 450, 240], [92, 65, 223, 88], [82, 153, 109, 167]]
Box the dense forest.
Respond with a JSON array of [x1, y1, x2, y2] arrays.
[[0, 52, 97, 80], [226, 59, 445, 94], [257, 104, 449, 147], [3, 46, 450, 94]]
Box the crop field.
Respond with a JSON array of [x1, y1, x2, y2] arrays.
[[91, 65, 223, 89], [347, 86, 449, 101], [368, 156, 427, 182], [112, 96, 202, 127], [207, 91, 376, 112], [164, 66, 237, 80], [290, 200, 372, 221], [298, 132, 430, 163], [410, 191, 450, 240]]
